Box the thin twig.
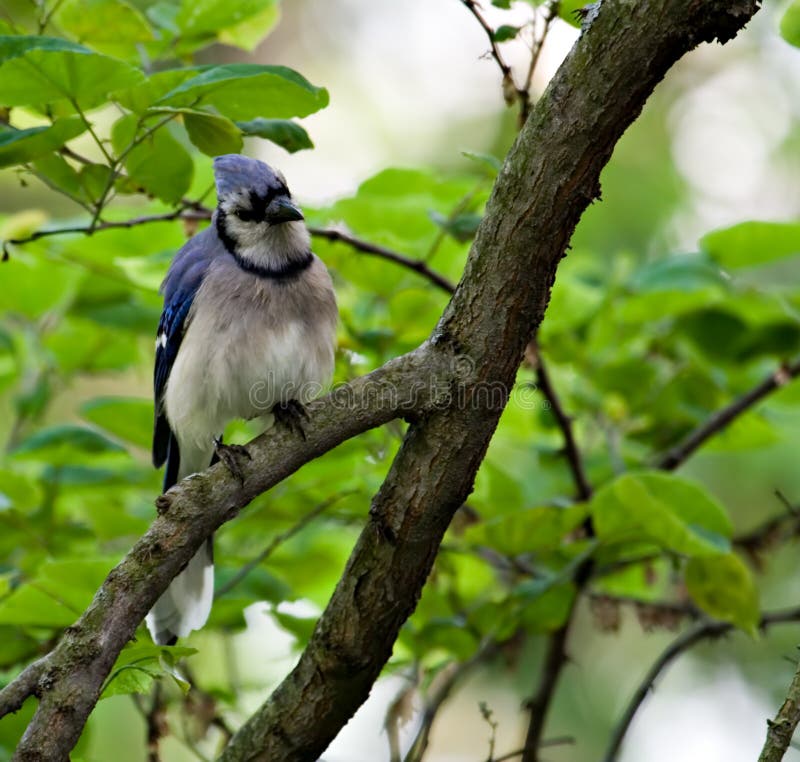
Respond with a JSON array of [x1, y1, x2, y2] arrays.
[[461, 0, 515, 84], [657, 359, 800, 470], [493, 737, 575, 762], [603, 606, 800, 762], [214, 492, 352, 599], [526, 341, 592, 501], [5, 208, 211, 247], [309, 226, 457, 293], [520, 621, 571, 762], [519, 2, 560, 123], [403, 640, 501, 762]]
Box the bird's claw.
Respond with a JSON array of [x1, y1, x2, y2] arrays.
[[213, 437, 252, 485], [272, 399, 309, 440]]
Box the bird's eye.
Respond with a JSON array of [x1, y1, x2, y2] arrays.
[[234, 209, 255, 221]]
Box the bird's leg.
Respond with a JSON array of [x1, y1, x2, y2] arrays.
[[272, 399, 309, 440], [213, 436, 252, 485]]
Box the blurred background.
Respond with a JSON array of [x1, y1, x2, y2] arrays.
[[2, 1, 800, 761]]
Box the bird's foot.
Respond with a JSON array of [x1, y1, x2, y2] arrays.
[[213, 436, 252, 485], [272, 399, 309, 440]]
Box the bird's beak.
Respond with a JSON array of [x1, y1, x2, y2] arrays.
[[266, 196, 304, 225]]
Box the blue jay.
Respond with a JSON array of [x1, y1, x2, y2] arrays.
[[147, 155, 338, 645]]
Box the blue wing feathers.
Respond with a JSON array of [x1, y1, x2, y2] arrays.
[[152, 227, 218, 468]]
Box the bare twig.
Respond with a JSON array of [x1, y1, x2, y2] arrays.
[[403, 640, 501, 762], [526, 342, 592, 501], [4, 207, 211, 248], [520, 618, 572, 762], [493, 737, 575, 762], [309, 226, 456, 293], [520, 1, 561, 123], [214, 492, 352, 599], [461, 0, 516, 99], [603, 606, 800, 762], [657, 359, 800, 470]]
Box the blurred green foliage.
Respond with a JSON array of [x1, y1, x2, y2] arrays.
[[0, 0, 799, 760]]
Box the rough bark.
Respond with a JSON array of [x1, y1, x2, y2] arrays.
[[221, 1, 761, 760], [5, 1, 761, 759]]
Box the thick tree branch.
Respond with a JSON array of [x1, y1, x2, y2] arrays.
[[8, 348, 454, 760], [217, 5, 762, 760], [759, 656, 800, 762], [6, 1, 761, 759], [603, 606, 800, 762], [657, 359, 800, 470]]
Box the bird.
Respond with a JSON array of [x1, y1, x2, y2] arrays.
[[146, 155, 338, 645]]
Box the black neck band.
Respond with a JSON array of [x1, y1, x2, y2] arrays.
[[216, 210, 313, 281], [232, 249, 314, 280]]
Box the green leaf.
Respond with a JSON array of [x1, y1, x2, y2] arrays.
[[10, 425, 125, 464], [156, 64, 329, 121], [112, 67, 203, 113], [780, 1, 800, 48], [590, 472, 732, 557], [629, 254, 727, 292], [175, 0, 277, 38], [0, 559, 113, 627], [429, 210, 482, 242], [101, 643, 197, 699], [685, 553, 760, 634], [0, 36, 143, 109], [0, 119, 87, 169], [492, 25, 521, 42], [112, 115, 193, 203], [465, 504, 587, 556], [237, 118, 313, 153], [55, 0, 153, 54], [80, 397, 153, 449], [218, 3, 280, 50], [183, 110, 243, 155], [700, 221, 800, 269], [0, 469, 42, 512], [32, 153, 84, 200]]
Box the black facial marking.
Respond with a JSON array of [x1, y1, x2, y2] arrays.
[[215, 209, 238, 254]]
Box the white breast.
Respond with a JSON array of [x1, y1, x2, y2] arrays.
[[164, 266, 336, 453]]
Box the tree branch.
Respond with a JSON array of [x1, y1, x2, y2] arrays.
[[214, 492, 352, 599], [526, 342, 592, 501], [603, 605, 800, 762], [6, 1, 762, 759], [403, 639, 502, 762], [308, 226, 457, 294], [657, 359, 800, 470], [7, 348, 453, 760], [758, 655, 800, 762]]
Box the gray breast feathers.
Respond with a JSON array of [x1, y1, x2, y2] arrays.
[[163, 256, 337, 452]]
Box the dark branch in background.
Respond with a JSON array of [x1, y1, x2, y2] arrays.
[[460, 0, 561, 125], [759, 651, 800, 762], [603, 605, 800, 762], [657, 359, 800, 470], [461, 0, 516, 101], [403, 639, 502, 762], [525, 342, 592, 501], [308, 226, 457, 293]]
